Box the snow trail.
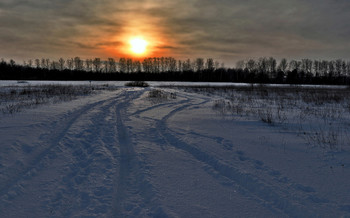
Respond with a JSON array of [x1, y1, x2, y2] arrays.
[[113, 90, 168, 217], [127, 89, 348, 217], [0, 87, 349, 217], [0, 92, 124, 216], [157, 103, 311, 217], [0, 97, 113, 197]]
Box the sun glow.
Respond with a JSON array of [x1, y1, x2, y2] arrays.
[[129, 37, 148, 55]]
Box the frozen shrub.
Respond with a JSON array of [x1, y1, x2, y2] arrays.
[[0, 84, 98, 115], [148, 89, 176, 103], [178, 85, 350, 151], [213, 99, 232, 115], [258, 108, 274, 125], [125, 81, 149, 87]]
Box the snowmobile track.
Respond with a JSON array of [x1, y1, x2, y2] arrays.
[[113, 90, 168, 217], [0, 97, 117, 198], [156, 99, 314, 218]]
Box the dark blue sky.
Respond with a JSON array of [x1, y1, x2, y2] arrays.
[[1, 0, 349, 66]]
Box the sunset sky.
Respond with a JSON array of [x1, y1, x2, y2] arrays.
[[1, 0, 350, 66]]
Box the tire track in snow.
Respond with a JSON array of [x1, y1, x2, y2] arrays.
[[156, 98, 315, 218], [183, 130, 333, 208], [113, 90, 169, 217], [130, 89, 191, 118], [44, 97, 123, 217], [0, 94, 119, 199], [130, 99, 188, 117]]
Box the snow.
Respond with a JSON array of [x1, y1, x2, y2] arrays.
[[1, 80, 348, 89], [0, 83, 350, 217]]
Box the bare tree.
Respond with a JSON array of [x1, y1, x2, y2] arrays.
[[102, 60, 108, 73], [164, 57, 170, 72], [301, 59, 312, 73], [257, 57, 268, 73], [205, 58, 215, 71], [214, 61, 220, 70], [107, 58, 116, 73], [46, 59, 50, 70], [313, 60, 320, 74], [246, 59, 256, 72], [85, 59, 93, 72], [183, 59, 192, 72], [119, 58, 126, 73], [289, 60, 301, 72], [341, 60, 347, 76], [160, 57, 166, 72], [346, 61, 350, 76], [236, 60, 245, 70], [328, 61, 335, 74], [51, 61, 59, 70], [67, 58, 74, 71], [126, 58, 133, 73], [9, 59, 16, 67], [93, 58, 101, 72], [152, 57, 160, 73], [58, 58, 65, 71], [178, 60, 183, 72], [278, 58, 288, 72], [74, 57, 84, 71], [268, 57, 277, 73], [27, 59, 33, 68], [168, 57, 177, 72], [142, 58, 152, 73], [41, 58, 46, 69], [40, 58, 50, 70], [220, 62, 225, 69], [320, 60, 328, 75], [133, 60, 142, 72], [195, 58, 204, 72], [335, 59, 344, 76], [35, 59, 40, 68]]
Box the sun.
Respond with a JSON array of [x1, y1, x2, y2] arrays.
[[129, 37, 148, 55]]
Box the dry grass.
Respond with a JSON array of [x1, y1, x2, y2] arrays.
[[125, 81, 149, 87], [182, 85, 350, 151], [147, 89, 176, 103], [0, 84, 116, 115]]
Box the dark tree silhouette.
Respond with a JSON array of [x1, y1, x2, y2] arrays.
[[1, 56, 349, 85]]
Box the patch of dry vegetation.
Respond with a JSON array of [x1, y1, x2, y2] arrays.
[[183, 85, 350, 151], [0, 84, 116, 115], [125, 81, 149, 87], [147, 89, 176, 103]]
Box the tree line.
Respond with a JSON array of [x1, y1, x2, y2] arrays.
[[15, 57, 222, 73], [236, 57, 350, 77], [1, 57, 350, 85], [234, 57, 350, 84]]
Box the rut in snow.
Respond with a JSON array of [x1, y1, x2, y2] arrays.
[[154, 97, 331, 218], [0, 97, 115, 198], [113, 90, 168, 217]]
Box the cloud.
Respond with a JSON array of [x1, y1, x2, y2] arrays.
[[1, 0, 350, 65]]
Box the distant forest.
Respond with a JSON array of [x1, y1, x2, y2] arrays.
[[1, 57, 350, 85]]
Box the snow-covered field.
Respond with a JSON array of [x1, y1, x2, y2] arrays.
[[0, 82, 350, 217]]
